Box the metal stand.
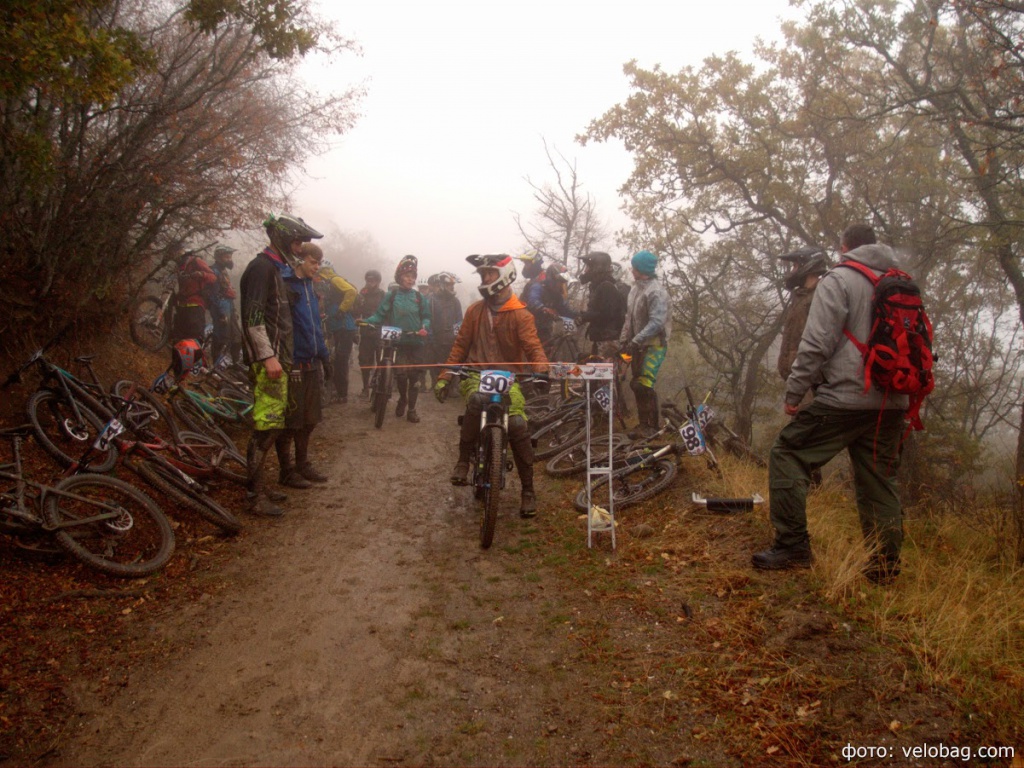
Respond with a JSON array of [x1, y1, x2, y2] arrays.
[[549, 362, 616, 548]]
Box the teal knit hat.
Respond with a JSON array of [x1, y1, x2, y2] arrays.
[[631, 250, 658, 276]]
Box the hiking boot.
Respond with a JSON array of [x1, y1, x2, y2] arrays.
[[279, 469, 312, 489], [864, 557, 901, 586], [751, 544, 813, 571], [519, 490, 537, 518], [450, 460, 470, 486], [246, 494, 285, 517], [406, 410, 420, 423], [395, 398, 407, 418], [297, 463, 329, 483]]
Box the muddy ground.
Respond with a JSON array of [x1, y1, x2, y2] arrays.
[[1, 367, 1004, 766]]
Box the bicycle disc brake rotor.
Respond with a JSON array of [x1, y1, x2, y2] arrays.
[[61, 418, 92, 442], [103, 508, 134, 534]]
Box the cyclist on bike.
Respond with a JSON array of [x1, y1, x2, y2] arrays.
[[240, 213, 323, 516], [172, 245, 218, 345], [619, 250, 672, 439], [433, 254, 549, 518], [427, 271, 463, 388], [354, 269, 386, 398], [576, 251, 626, 357], [364, 255, 431, 423]]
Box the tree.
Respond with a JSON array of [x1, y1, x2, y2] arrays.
[[513, 139, 609, 269], [0, 0, 360, 349], [582, 6, 1024, 486]]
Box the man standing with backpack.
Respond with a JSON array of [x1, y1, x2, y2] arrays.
[[753, 224, 916, 585]]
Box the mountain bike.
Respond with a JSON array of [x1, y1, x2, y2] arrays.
[[4, 332, 176, 473], [361, 323, 406, 430], [542, 317, 582, 363], [129, 272, 177, 352], [76, 388, 244, 535], [448, 366, 547, 549], [0, 426, 175, 578], [571, 399, 718, 512]]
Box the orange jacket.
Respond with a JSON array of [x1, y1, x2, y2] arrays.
[[442, 293, 548, 376]]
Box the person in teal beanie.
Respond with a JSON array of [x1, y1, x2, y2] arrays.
[[618, 250, 673, 437], [365, 255, 431, 422]]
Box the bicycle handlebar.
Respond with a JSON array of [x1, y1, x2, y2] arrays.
[[1, 324, 73, 389]]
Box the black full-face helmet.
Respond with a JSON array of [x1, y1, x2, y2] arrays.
[[779, 246, 829, 291], [578, 251, 613, 284], [263, 213, 323, 266]]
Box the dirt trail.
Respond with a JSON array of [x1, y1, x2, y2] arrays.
[[51, 393, 598, 767]]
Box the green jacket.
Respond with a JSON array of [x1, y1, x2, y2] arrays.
[[365, 288, 431, 346]]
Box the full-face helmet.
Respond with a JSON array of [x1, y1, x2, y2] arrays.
[[170, 339, 206, 380], [578, 251, 613, 284], [263, 213, 323, 266], [395, 255, 418, 283], [466, 254, 516, 298], [779, 246, 829, 291]]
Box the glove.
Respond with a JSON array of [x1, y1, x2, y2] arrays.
[[321, 359, 333, 382], [620, 341, 639, 358], [434, 378, 450, 404]]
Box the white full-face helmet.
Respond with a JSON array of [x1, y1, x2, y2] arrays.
[[466, 254, 516, 298]]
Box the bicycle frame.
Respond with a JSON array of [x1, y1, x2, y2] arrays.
[[1, 434, 129, 534]]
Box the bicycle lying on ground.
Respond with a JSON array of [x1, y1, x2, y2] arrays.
[[0, 426, 175, 577], [129, 272, 178, 352]]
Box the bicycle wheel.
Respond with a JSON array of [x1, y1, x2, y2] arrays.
[[129, 296, 170, 352], [175, 430, 247, 486], [171, 396, 240, 455], [532, 412, 589, 461], [44, 473, 175, 577], [545, 433, 631, 477], [480, 426, 503, 549], [573, 458, 679, 512], [372, 361, 391, 429], [27, 389, 118, 473], [127, 458, 242, 535]]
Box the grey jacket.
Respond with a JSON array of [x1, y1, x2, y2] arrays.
[[619, 277, 672, 347], [786, 243, 909, 411]]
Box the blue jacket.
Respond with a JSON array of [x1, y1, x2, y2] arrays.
[[284, 267, 330, 365]]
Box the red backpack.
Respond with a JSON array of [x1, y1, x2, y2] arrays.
[[840, 260, 935, 431]]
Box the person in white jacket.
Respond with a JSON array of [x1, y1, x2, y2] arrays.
[[752, 223, 907, 585]]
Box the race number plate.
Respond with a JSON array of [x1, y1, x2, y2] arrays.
[[94, 418, 126, 451], [594, 385, 612, 412], [380, 325, 402, 342], [679, 406, 714, 456], [560, 317, 577, 333], [478, 370, 514, 395]]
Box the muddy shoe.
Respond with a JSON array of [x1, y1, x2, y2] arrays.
[[298, 463, 329, 483], [279, 469, 312, 489], [406, 410, 420, 423], [246, 494, 285, 517], [266, 488, 288, 503], [751, 544, 813, 571], [395, 398, 407, 418], [864, 557, 901, 586], [519, 490, 537, 518], [450, 461, 469, 486]]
